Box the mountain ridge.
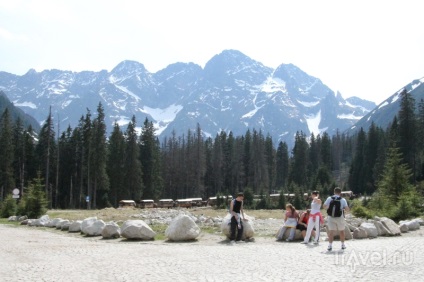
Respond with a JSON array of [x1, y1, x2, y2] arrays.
[[0, 49, 376, 148]]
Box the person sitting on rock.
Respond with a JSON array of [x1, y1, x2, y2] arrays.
[[296, 209, 316, 241], [277, 203, 299, 241], [229, 192, 247, 243]]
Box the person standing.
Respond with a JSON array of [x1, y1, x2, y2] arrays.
[[301, 191, 323, 245], [229, 192, 247, 243], [323, 187, 350, 251]]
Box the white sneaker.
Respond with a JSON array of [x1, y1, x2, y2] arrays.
[[300, 241, 308, 244], [327, 245, 332, 251], [341, 243, 346, 250]]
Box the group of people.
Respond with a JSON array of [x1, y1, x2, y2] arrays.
[[229, 188, 350, 251]]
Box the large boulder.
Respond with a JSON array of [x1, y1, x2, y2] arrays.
[[69, 221, 82, 232], [399, 223, 409, 233], [81, 217, 98, 234], [101, 222, 121, 239], [400, 220, 420, 231], [28, 215, 50, 227], [221, 214, 255, 240], [165, 215, 200, 241], [84, 220, 106, 236], [360, 222, 378, 238], [377, 217, 401, 236], [413, 218, 424, 226], [121, 220, 156, 240], [353, 227, 368, 239], [46, 218, 63, 228], [8, 216, 18, 222], [373, 220, 390, 236]]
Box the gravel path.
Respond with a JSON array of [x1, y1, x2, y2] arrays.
[[1, 224, 423, 281]]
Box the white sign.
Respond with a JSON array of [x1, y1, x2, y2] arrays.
[[86, 196, 90, 202], [12, 188, 20, 195], [12, 195, 20, 199]]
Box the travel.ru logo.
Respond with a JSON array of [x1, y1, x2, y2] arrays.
[[334, 249, 414, 272]]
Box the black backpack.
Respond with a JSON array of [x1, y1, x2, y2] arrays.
[[327, 196, 343, 217]]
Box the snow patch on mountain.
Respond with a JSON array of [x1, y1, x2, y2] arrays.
[[337, 113, 362, 120], [305, 110, 322, 135], [297, 100, 319, 107], [114, 85, 141, 101], [13, 101, 37, 109], [259, 77, 286, 93]]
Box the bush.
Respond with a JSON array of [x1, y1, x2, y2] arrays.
[[0, 195, 17, 218], [22, 176, 48, 219], [351, 205, 374, 219]]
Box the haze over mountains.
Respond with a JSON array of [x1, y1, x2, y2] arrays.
[[0, 49, 422, 148]]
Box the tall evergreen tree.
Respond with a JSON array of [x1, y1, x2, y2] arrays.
[[107, 122, 126, 207], [90, 103, 110, 208], [289, 131, 309, 187], [275, 141, 289, 190], [140, 118, 162, 200], [124, 116, 143, 200], [36, 108, 56, 208], [398, 89, 417, 181], [0, 109, 15, 201], [348, 128, 366, 194]]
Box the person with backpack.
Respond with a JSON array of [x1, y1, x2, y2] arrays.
[[300, 191, 323, 245], [323, 187, 350, 251], [229, 192, 247, 243]]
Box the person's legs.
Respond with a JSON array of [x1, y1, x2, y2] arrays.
[[230, 216, 237, 241], [236, 220, 243, 241], [288, 227, 296, 240], [313, 218, 320, 243], [278, 226, 287, 240], [303, 218, 314, 243]]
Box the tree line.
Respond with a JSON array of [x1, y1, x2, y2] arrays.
[[1, 90, 424, 211]]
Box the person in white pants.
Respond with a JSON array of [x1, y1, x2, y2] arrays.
[[301, 191, 323, 244]]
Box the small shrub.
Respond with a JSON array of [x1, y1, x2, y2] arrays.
[[351, 205, 374, 219], [0, 195, 17, 218]]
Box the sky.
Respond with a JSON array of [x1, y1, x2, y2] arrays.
[[1, 0, 423, 105]]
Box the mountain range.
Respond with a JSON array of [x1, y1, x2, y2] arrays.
[[2, 49, 420, 148]]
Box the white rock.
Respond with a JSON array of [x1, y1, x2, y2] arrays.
[[69, 221, 82, 232], [165, 215, 200, 241], [81, 217, 98, 234], [379, 217, 401, 236], [360, 222, 378, 238], [353, 227, 368, 239], [101, 222, 121, 239], [84, 220, 106, 236], [399, 223, 409, 233], [121, 220, 156, 240]]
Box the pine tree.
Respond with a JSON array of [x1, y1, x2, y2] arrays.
[[107, 122, 126, 207], [377, 145, 414, 204], [140, 118, 162, 200], [23, 173, 48, 219], [0, 109, 15, 201], [398, 88, 417, 182], [124, 116, 143, 200], [90, 103, 110, 208], [275, 141, 289, 189]]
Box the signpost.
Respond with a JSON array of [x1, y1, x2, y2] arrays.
[[12, 188, 20, 199]]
